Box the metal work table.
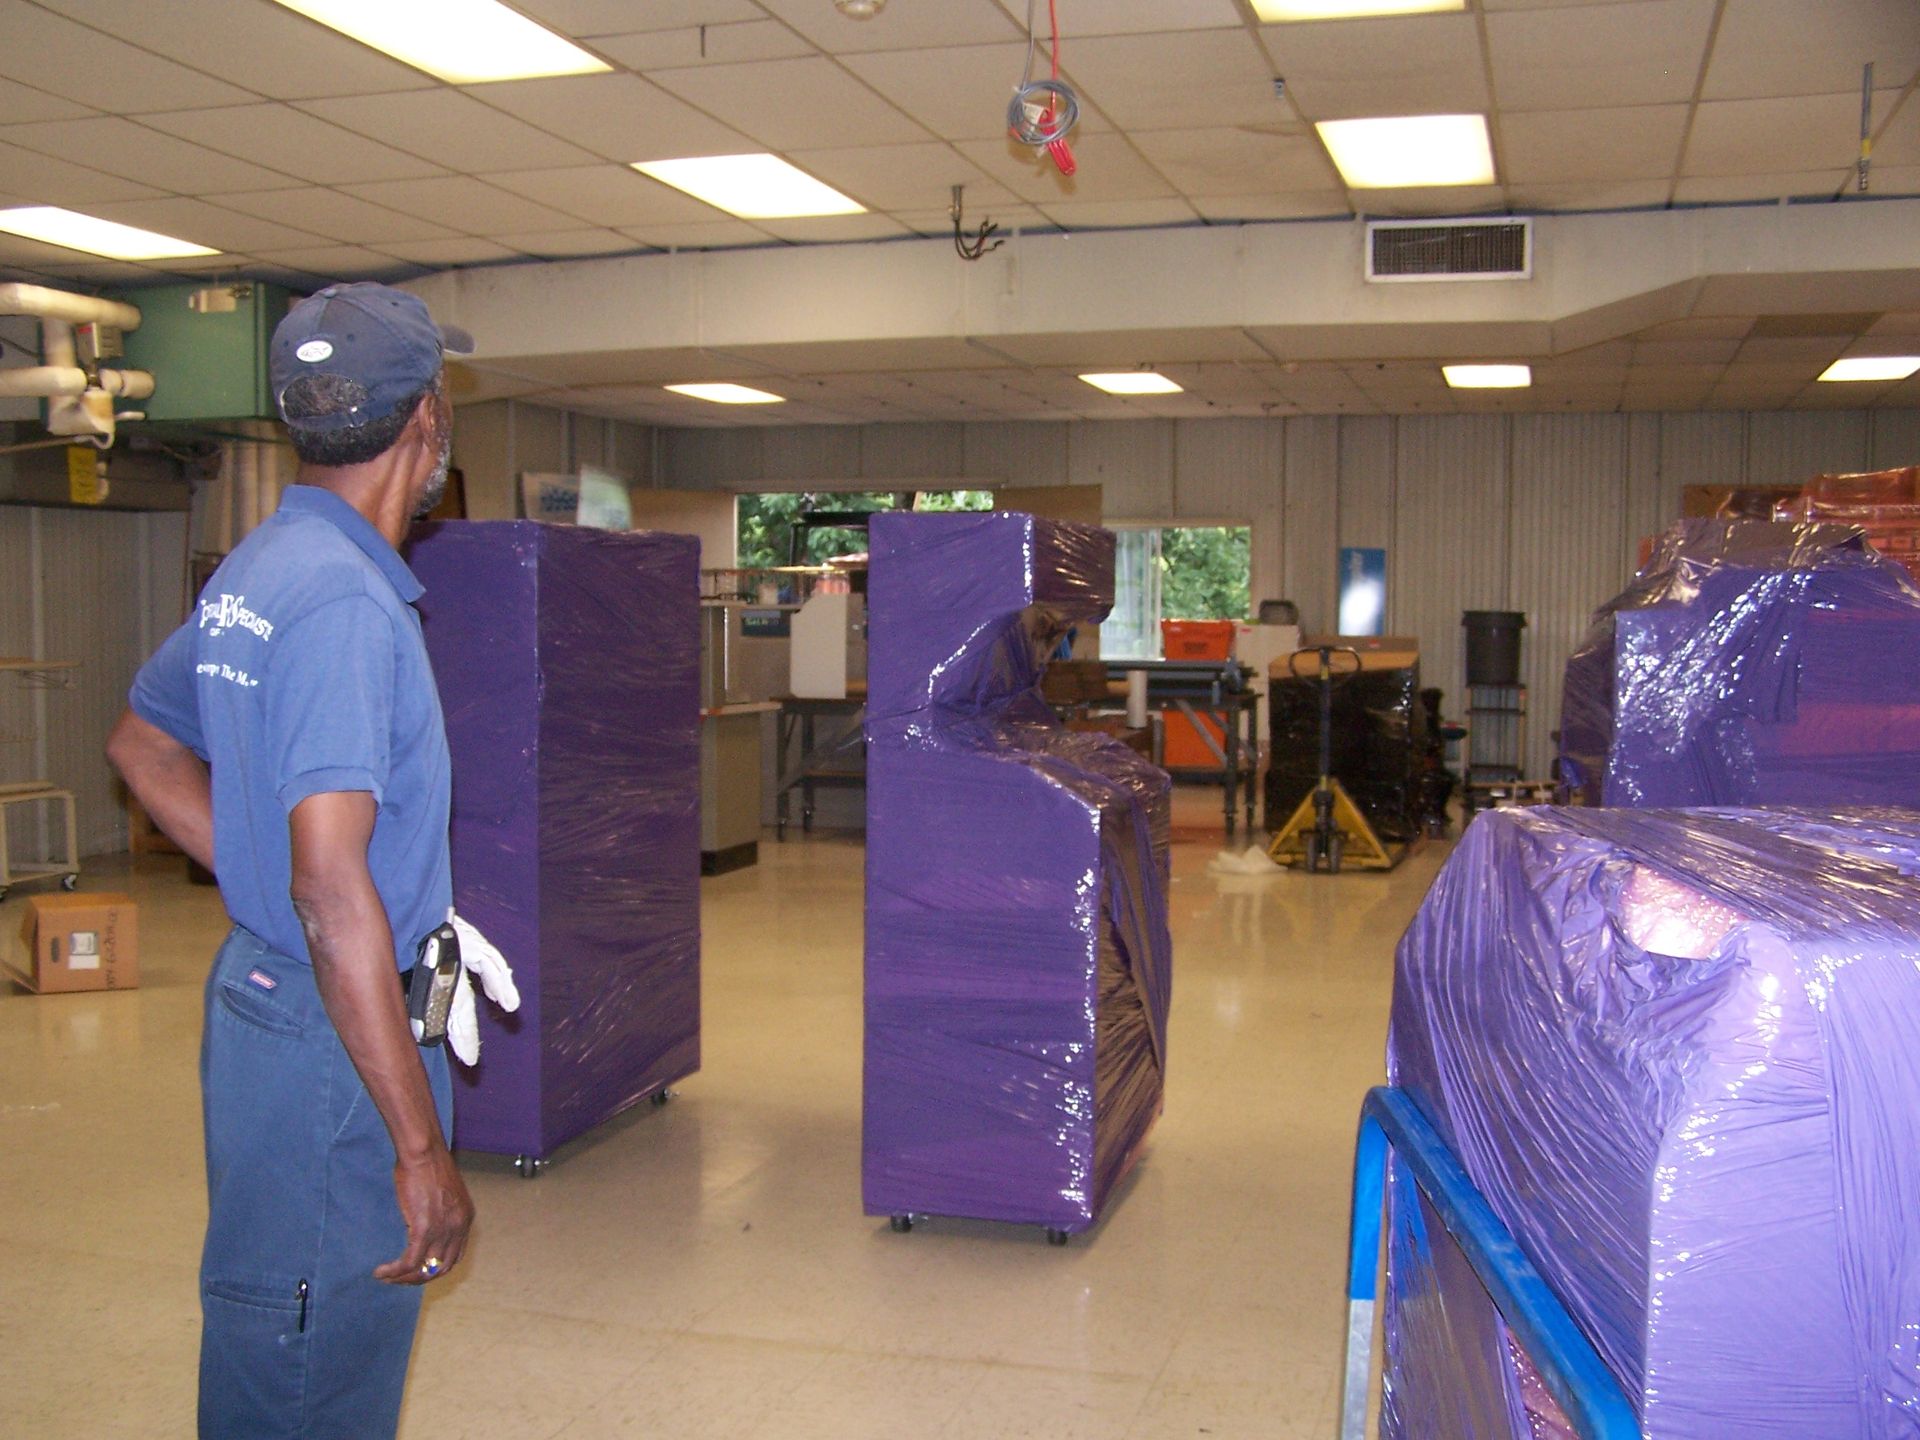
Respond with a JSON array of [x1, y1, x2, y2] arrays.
[[1103, 659, 1260, 837], [774, 692, 866, 839]]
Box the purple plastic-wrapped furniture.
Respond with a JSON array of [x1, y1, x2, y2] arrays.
[[1559, 518, 1920, 807], [862, 512, 1172, 1238], [1385, 805, 1920, 1439], [412, 521, 700, 1166]]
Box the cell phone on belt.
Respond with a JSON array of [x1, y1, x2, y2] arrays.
[[408, 922, 461, 1046]]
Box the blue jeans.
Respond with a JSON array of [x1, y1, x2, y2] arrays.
[[198, 927, 453, 1439]]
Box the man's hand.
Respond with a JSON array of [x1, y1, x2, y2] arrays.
[[374, 1150, 475, 1285], [290, 790, 473, 1285]]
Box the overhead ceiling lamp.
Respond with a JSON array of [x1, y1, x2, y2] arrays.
[[1252, 0, 1463, 18], [1316, 114, 1495, 188], [665, 383, 786, 404], [1818, 356, 1920, 383], [835, 0, 887, 16], [1443, 363, 1531, 389], [1079, 372, 1184, 395], [0, 205, 218, 260], [632, 155, 866, 219], [270, 0, 610, 84]]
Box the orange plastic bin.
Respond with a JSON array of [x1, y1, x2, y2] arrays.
[[1159, 621, 1235, 767]]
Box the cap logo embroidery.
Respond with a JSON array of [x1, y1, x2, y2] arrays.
[[295, 339, 333, 363]]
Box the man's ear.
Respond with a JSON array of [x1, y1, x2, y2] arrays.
[[411, 388, 444, 450]]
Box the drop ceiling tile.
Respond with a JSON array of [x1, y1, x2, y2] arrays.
[[1735, 335, 1851, 365], [1487, 0, 1712, 112], [83, 196, 325, 252], [1062, 30, 1285, 132], [1, 116, 297, 195], [755, 0, 1020, 50], [1133, 126, 1338, 194], [377, 237, 525, 268], [648, 56, 930, 149], [1671, 171, 1848, 203], [1686, 94, 1870, 177], [339, 177, 584, 234], [0, 2, 255, 112], [892, 202, 1050, 236], [484, 165, 728, 227], [1188, 192, 1352, 220], [616, 219, 776, 249], [0, 75, 94, 123], [1705, 0, 1920, 100], [1034, 197, 1202, 230], [508, 0, 764, 36], [1006, 0, 1244, 35], [26, 257, 166, 283], [1635, 316, 1755, 341], [954, 132, 1177, 204], [1263, 14, 1489, 120], [1353, 185, 1507, 217], [1633, 338, 1742, 365], [244, 245, 412, 281], [298, 92, 598, 173], [1874, 102, 1920, 168], [1503, 106, 1687, 184], [216, 188, 459, 244], [43, 0, 437, 101], [494, 228, 639, 259], [784, 142, 1017, 212], [594, 21, 817, 70], [1868, 312, 1920, 337], [1859, 165, 1920, 196], [1506, 179, 1672, 211], [0, 139, 167, 206], [737, 210, 919, 244], [843, 43, 1113, 142], [143, 105, 448, 185], [472, 74, 755, 163]]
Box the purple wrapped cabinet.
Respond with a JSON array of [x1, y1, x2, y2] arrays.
[[862, 512, 1173, 1238], [412, 521, 701, 1164], [1385, 805, 1920, 1439]]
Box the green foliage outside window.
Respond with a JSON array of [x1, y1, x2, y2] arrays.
[[736, 489, 993, 568], [1159, 526, 1251, 621]]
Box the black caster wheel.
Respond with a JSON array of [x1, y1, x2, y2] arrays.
[[1046, 1228, 1070, 1247], [889, 1214, 914, 1233], [1328, 833, 1345, 875], [650, 1088, 673, 1107], [514, 1155, 544, 1180], [1304, 833, 1323, 873], [776, 820, 787, 842], [802, 807, 815, 834], [60, 873, 79, 891]]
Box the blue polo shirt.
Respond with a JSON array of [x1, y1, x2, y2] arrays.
[[130, 484, 451, 968]]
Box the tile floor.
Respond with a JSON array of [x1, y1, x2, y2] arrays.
[[0, 791, 1453, 1439]]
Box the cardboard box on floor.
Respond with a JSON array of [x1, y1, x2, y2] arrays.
[[8, 893, 139, 994]]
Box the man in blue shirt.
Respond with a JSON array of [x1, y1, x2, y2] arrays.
[[109, 283, 477, 1439]]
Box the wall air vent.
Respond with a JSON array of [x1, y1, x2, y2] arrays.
[[1365, 218, 1532, 283]]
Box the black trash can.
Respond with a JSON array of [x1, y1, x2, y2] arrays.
[[1462, 610, 1526, 686]]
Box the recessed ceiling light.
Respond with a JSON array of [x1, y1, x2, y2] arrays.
[[1316, 114, 1495, 189], [1252, 0, 1463, 18], [1818, 356, 1920, 383], [270, 0, 610, 84], [632, 155, 866, 219], [665, 383, 786, 405], [1079, 372, 1184, 395], [0, 205, 219, 260], [1443, 364, 1531, 389]]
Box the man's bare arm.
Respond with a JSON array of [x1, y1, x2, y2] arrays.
[[107, 709, 215, 872], [289, 790, 472, 1284]]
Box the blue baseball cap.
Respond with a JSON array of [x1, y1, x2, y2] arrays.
[[270, 282, 474, 434]]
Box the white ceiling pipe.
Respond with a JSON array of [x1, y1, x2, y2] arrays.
[[0, 365, 154, 399], [0, 282, 141, 330]]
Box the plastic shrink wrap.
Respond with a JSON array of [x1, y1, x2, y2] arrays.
[[1267, 661, 1424, 841], [412, 521, 701, 1161], [1559, 518, 1920, 807], [1385, 804, 1920, 1439], [862, 512, 1173, 1234]]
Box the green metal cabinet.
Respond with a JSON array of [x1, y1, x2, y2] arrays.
[[112, 282, 296, 422]]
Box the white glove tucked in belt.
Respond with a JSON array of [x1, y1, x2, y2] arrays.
[[446, 909, 521, 1066]]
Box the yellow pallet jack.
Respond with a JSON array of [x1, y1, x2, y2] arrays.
[[1268, 645, 1405, 874]]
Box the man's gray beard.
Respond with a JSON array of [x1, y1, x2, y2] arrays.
[[414, 442, 451, 519]]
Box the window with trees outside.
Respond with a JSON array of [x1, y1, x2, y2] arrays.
[[735, 489, 994, 568], [1104, 526, 1252, 660]]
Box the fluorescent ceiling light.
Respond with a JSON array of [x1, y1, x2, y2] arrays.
[[1253, 0, 1463, 18], [1316, 114, 1495, 189], [1443, 364, 1531, 389], [1818, 356, 1920, 383], [0, 205, 218, 260], [665, 383, 786, 405], [1079, 372, 1183, 395], [632, 155, 865, 219], [271, 0, 609, 84]]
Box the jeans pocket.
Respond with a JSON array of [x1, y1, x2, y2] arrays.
[[217, 980, 305, 1040], [200, 1275, 310, 1438]]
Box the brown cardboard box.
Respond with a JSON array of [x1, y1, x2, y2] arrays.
[[8, 893, 139, 993]]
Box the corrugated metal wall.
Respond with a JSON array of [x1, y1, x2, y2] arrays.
[[659, 406, 1920, 784]]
